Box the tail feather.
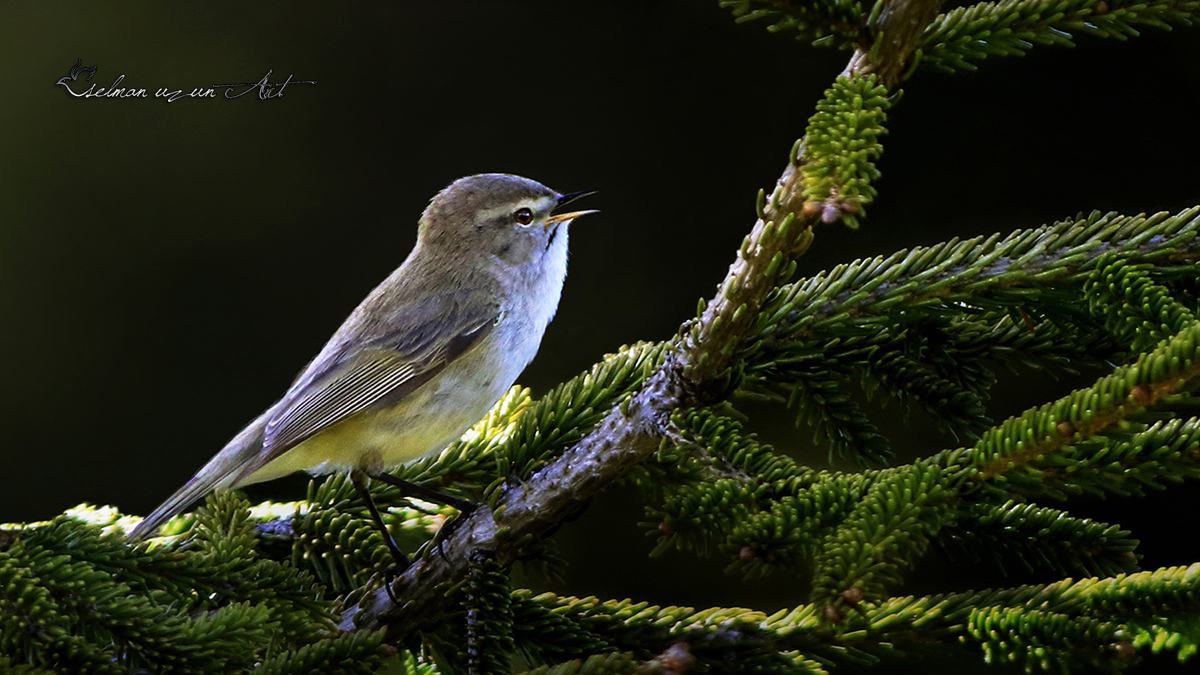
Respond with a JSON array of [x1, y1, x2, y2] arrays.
[[128, 409, 271, 543], [127, 472, 227, 543]]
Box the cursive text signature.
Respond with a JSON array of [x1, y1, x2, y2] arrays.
[[55, 59, 315, 103]]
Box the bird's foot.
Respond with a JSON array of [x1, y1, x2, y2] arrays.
[[431, 501, 479, 561]]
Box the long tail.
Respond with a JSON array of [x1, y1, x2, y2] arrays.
[[127, 409, 271, 543]]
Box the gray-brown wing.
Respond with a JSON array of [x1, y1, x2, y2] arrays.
[[260, 294, 498, 460]]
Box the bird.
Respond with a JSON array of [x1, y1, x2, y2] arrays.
[[128, 173, 596, 569]]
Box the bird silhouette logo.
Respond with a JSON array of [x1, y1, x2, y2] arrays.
[[55, 59, 98, 89]]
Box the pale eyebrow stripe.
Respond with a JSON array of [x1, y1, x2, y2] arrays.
[[475, 196, 557, 224]]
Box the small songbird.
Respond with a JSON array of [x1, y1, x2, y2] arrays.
[[128, 173, 596, 567]]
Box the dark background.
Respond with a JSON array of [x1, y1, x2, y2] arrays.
[[4, 0, 1200, 644]]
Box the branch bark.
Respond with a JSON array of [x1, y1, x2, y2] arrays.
[[338, 0, 942, 637]]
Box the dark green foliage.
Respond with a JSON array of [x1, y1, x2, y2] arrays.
[[720, 0, 866, 48], [751, 210, 1200, 352], [0, 499, 386, 674], [497, 342, 667, 486], [515, 595, 799, 673], [809, 460, 957, 616], [785, 372, 892, 464], [647, 409, 823, 562], [511, 591, 615, 664], [187, 493, 335, 646], [514, 652, 640, 675], [921, 0, 1200, 73], [939, 501, 1140, 578], [743, 209, 1200, 462], [964, 319, 1200, 484], [462, 558, 516, 675], [754, 564, 1200, 670], [501, 569, 1198, 672], [0, 655, 58, 675], [1086, 253, 1199, 353], [975, 411, 1200, 503], [254, 631, 389, 675], [289, 472, 439, 597], [636, 207, 1200, 651]]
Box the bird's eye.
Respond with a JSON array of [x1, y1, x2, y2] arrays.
[[514, 208, 534, 225]]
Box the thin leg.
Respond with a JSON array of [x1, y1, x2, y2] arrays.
[[351, 469, 410, 572], [368, 471, 479, 559], [368, 472, 478, 514]]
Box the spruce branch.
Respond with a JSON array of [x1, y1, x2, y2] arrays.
[[340, 0, 937, 636], [921, 0, 1200, 73], [720, 0, 866, 48], [970, 318, 1200, 480], [938, 501, 1140, 578], [788, 371, 893, 462], [1086, 252, 1200, 352], [510, 591, 615, 664], [842, 0, 944, 86], [809, 459, 957, 618], [512, 652, 641, 675], [642, 289, 1200, 618], [462, 557, 515, 675], [0, 510, 389, 674], [630, 208, 1200, 614], [739, 209, 1200, 460], [746, 209, 1200, 356], [515, 563, 1200, 672]]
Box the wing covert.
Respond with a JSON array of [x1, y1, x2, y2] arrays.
[[261, 294, 498, 457]]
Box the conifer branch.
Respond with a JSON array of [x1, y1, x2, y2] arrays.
[[921, 0, 1200, 73], [630, 208, 1200, 619], [340, 0, 939, 637], [938, 501, 1139, 577], [720, 0, 865, 47], [842, 0, 944, 86], [738, 208, 1200, 461], [970, 319, 1200, 480], [517, 563, 1200, 672]]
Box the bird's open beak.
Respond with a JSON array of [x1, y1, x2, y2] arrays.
[[546, 190, 598, 227], [545, 209, 599, 226]]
